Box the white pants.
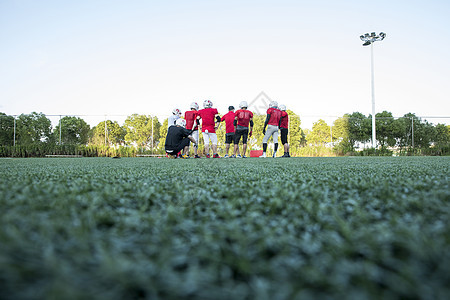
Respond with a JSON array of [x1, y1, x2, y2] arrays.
[[263, 125, 279, 144], [189, 130, 199, 144], [203, 132, 218, 145]]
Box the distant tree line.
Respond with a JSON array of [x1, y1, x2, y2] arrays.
[[0, 111, 448, 157]]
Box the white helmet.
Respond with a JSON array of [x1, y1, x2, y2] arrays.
[[269, 101, 278, 109], [172, 108, 181, 116], [176, 118, 186, 128], [203, 100, 213, 108], [239, 101, 248, 109], [190, 102, 199, 110], [279, 104, 286, 111]]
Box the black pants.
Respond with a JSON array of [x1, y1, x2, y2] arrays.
[[280, 128, 288, 145], [234, 128, 249, 144], [165, 137, 190, 155]]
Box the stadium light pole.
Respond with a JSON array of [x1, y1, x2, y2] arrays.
[[360, 32, 386, 148]]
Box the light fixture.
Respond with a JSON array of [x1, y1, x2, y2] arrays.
[[359, 31, 387, 148]]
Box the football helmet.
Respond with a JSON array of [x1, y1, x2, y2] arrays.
[[203, 100, 213, 108], [269, 101, 278, 109], [176, 118, 186, 128], [190, 102, 199, 110], [172, 108, 181, 116], [279, 104, 286, 111], [239, 101, 248, 109]]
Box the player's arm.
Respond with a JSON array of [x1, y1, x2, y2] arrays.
[[279, 115, 285, 127], [233, 116, 238, 132], [249, 117, 254, 137], [214, 114, 221, 129], [263, 114, 270, 134]]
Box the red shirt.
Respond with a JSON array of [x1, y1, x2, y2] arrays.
[[267, 107, 282, 126], [198, 108, 219, 133], [185, 110, 199, 131], [235, 109, 253, 127], [221, 111, 236, 133], [280, 111, 289, 129]]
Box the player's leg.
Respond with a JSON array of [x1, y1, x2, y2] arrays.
[[242, 129, 249, 157], [260, 128, 271, 158], [203, 132, 211, 157], [272, 127, 279, 157], [234, 130, 242, 157], [210, 133, 219, 158]]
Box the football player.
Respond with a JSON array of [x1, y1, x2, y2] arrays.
[[260, 101, 282, 158], [233, 101, 253, 158], [197, 100, 221, 158], [184, 102, 201, 158]]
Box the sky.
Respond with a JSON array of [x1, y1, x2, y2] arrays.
[[1, 0, 449, 129]]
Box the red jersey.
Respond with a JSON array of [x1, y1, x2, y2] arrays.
[[280, 111, 289, 129], [235, 109, 253, 127], [185, 110, 199, 131], [267, 107, 282, 126], [221, 111, 235, 133], [198, 108, 219, 133]]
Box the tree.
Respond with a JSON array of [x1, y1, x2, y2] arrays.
[[124, 114, 160, 149], [306, 119, 331, 146], [158, 118, 169, 152], [90, 120, 126, 145], [332, 115, 352, 154], [0, 113, 15, 146], [286, 110, 304, 155], [248, 114, 266, 150], [374, 111, 397, 148], [347, 112, 371, 149], [53, 116, 90, 145], [16, 112, 52, 145], [433, 124, 450, 148]]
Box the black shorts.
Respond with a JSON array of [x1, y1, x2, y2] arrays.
[[281, 128, 288, 145], [234, 128, 249, 144], [165, 137, 190, 155], [225, 133, 235, 144]]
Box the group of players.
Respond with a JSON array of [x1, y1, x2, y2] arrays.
[[164, 99, 291, 158]]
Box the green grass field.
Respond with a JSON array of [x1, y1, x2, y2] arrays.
[[0, 157, 449, 299]]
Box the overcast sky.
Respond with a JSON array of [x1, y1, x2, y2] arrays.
[[1, 0, 449, 128]]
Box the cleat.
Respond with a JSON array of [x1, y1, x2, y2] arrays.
[[230, 155, 236, 158], [194, 154, 201, 158], [206, 154, 210, 158], [236, 154, 242, 158], [181, 154, 189, 159], [242, 155, 247, 158], [213, 154, 220, 158], [224, 154, 229, 158], [259, 153, 266, 158]]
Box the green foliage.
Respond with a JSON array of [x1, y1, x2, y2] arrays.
[[0, 113, 15, 146], [124, 114, 161, 150], [53, 116, 90, 145], [347, 112, 371, 148], [307, 119, 331, 146], [0, 157, 449, 299], [16, 112, 52, 145], [90, 120, 126, 145]]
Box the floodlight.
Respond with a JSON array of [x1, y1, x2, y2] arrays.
[[359, 31, 387, 148]]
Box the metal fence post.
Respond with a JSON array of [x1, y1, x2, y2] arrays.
[[59, 115, 62, 144], [13, 116, 16, 147]]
